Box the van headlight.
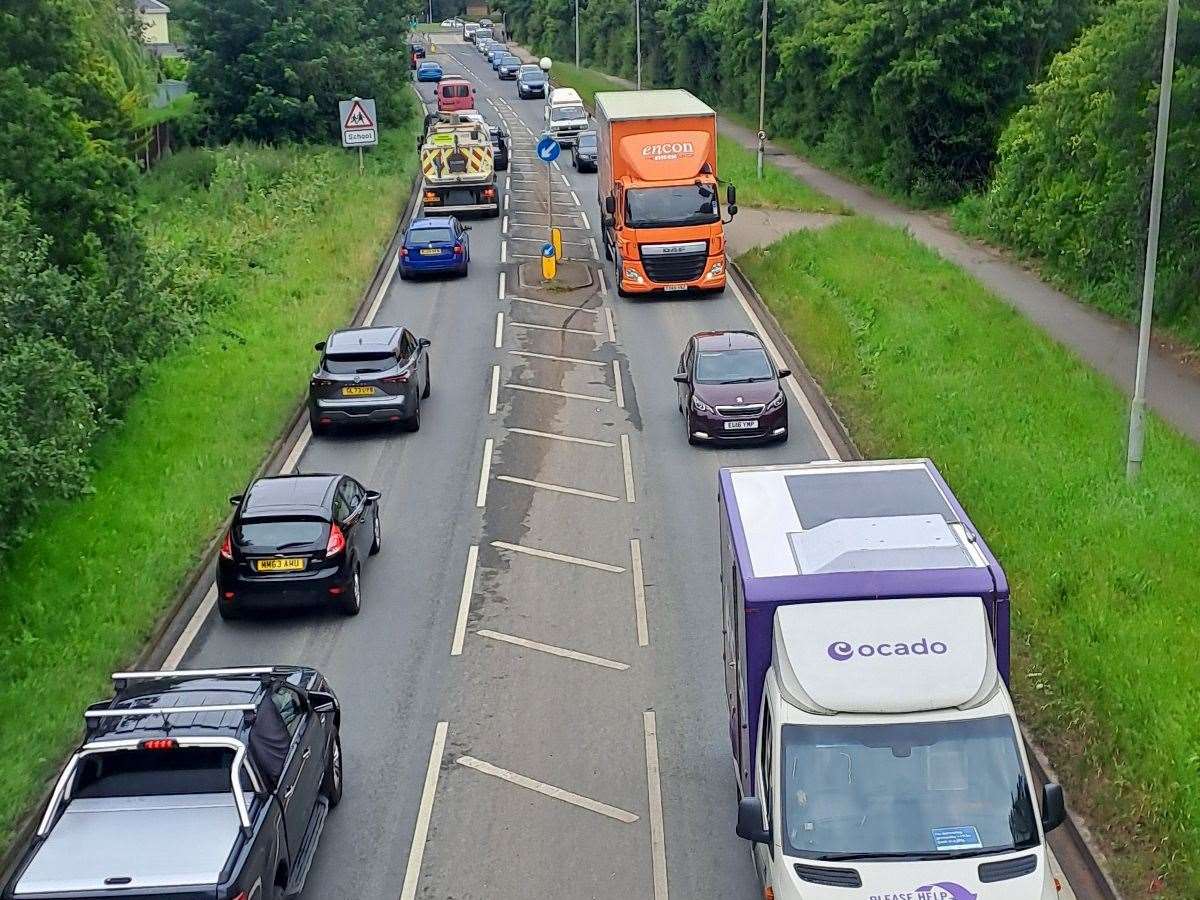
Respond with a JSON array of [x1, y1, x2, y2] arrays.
[[765, 391, 785, 412]]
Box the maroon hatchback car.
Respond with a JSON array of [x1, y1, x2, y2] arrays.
[[674, 330, 790, 445]]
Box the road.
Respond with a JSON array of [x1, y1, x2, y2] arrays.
[[175, 32, 1084, 900]]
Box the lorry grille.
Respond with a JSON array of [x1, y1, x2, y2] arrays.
[[792, 863, 862, 888], [640, 249, 707, 284]]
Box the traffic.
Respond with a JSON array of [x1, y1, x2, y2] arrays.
[[1, 20, 1084, 900]]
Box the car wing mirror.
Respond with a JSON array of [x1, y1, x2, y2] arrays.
[[672, 373, 689, 383], [229, 494, 243, 505], [306, 690, 337, 715], [313, 340, 326, 351], [1041, 782, 1066, 832], [735, 796, 771, 844], [463, 225, 472, 231], [365, 490, 382, 503], [419, 337, 432, 348], [776, 368, 791, 379]]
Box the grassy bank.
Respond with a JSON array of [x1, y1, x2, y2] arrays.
[[0, 122, 419, 847], [739, 218, 1200, 896]]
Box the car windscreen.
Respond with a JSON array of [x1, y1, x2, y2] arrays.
[[519, 70, 545, 81], [577, 133, 598, 150], [323, 352, 396, 374], [236, 518, 327, 550], [781, 715, 1038, 860], [74, 747, 238, 798], [550, 105, 586, 122], [408, 226, 455, 244], [695, 348, 773, 384], [625, 184, 719, 228], [502, 55, 520, 65]]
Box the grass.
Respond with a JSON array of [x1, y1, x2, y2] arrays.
[[739, 217, 1200, 897], [545, 59, 629, 107], [0, 121, 420, 849]]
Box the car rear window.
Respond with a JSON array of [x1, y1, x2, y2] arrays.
[[323, 352, 396, 374], [74, 747, 238, 798], [409, 227, 454, 244], [236, 519, 326, 549]]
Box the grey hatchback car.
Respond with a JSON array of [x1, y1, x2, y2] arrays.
[[308, 326, 431, 434]]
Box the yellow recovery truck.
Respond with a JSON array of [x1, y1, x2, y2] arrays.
[[419, 114, 500, 217]]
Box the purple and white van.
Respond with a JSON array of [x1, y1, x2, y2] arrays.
[[718, 459, 1074, 900]]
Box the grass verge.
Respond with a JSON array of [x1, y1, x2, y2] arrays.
[[739, 217, 1200, 897], [0, 121, 419, 849]]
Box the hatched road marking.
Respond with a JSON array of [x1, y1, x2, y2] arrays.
[[497, 474, 620, 503], [630, 539, 649, 647], [490, 540, 626, 573], [505, 383, 613, 403], [451, 546, 479, 656], [508, 427, 615, 447], [507, 320, 599, 336], [477, 629, 630, 670], [456, 756, 640, 823], [399, 721, 449, 900], [509, 349, 606, 367]]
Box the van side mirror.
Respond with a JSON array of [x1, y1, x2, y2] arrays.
[[736, 796, 771, 844], [605, 195, 616, 215], [313, 340, 326, 351], [365, 490, 381, 503], [306, 690, 337, 715], [229, 494, 243, 505], [776, 368, 791, 379], [672, 373, 688, 383], [727, 184, 737, 206], [1041, 783, 1066, 832]]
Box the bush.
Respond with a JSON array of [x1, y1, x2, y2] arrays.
[[978, 0, 1200, 340]]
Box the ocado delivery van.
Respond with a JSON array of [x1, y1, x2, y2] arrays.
[[719, 459, 1074, 900]]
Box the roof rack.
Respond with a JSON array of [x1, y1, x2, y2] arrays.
[[111, 666, 289, 687], [85, 704, 258, 720]]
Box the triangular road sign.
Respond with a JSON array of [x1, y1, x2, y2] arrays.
[[343, 99, 375, 130]]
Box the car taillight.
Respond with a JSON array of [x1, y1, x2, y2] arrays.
[[141, 738, 178, 750], [483, 187, 496, 198], [220, 531, 233, 560], [381, 369, 412, 383], [400, 247, 409, 258], [310, 376, 334, 387], [453, 243, 463, 255], [326, 523, 346, 556]]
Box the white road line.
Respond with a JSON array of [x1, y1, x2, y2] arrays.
[[504, 193, 510, 210], [579, 210, 591, 229], [505, 175, 510, 191], [509, 222, 591, 233], [400, 721, 449, 900], [621, 434, 636, 504], [508, 235, 589, 247], [508, 252, 544, 261], [281, 425, 312, 474], [498, 271, 506, 300], [570, 190, 582, 206], [160, 584, 217, 670], [488, 364, 500, 415], [490, 540, 626, 573], [451, 545, 479, 656], [475, 438, 494, 508], [605, 307, 617, 343], [510, 214, 585, 224], [501, 241, 507, 263], [643, 711, 670, 900], [497, 474, 620, 502], [364, 252, 400, 325], [613, 360, 626, 409], [494, 312, 504, 348], [502, 215, 509, 234], [599, 269, 609, 296], [508, 427, 615, 447], [510, 295, 599, 311], [590, 237, 600, 260], [728, 277, 841, 461], [630, 539, 649, 646], [478, 629, 629, 670], [552, 160, 563, 172], [457, 756, 640, 823], [508, 321, 599, 336], [505, 383, 614, 403], [510, 349, 606, 367]]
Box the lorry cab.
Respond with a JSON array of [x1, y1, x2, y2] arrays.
[[595, 90, 735, 296], [719, 460, 1074, 900]]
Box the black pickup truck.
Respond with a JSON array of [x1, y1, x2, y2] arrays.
[[3, 666, 342, 900]]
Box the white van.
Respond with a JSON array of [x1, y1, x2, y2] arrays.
[[544, 87, 589, 146]]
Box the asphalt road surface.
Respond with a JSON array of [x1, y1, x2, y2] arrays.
[[178, 34, 1082, 900]]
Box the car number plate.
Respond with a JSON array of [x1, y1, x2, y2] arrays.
[[419, 248, 443, 256], [341, 386, 375, 397], [664, 284, 688, 292], [256, 557, 305, 572], [725, 419, 758, 431]]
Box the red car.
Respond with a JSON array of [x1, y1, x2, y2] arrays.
[[674, 330, 790, 445]]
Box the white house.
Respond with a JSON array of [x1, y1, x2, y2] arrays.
[[135, 0, 170, 46]]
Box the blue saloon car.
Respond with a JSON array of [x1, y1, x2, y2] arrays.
[[416, 60, 443, 82], [399, 217, 471, 278]]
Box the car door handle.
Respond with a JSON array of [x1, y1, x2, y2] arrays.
[[284, 749, 311, 801]]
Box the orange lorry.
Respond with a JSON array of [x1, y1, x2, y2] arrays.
[[595, 89, 737, 296]]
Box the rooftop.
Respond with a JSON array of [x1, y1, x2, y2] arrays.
[[595, 89, 714, 122], [326, 326, 401, 354], [243, 474, 338, 514]]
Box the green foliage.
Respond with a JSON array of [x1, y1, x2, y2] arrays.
[[740, 216, 1200, 896], [178, 0, 420, 143], [509, 0, 1096, 201], [977, 0, 1200, 341]]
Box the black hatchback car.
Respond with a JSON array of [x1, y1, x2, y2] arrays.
[[571, 130, 598, 171], [308, 326, 431, 433], [217, 473, 381, 619]]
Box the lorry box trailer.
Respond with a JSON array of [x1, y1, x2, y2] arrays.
[[594, 89, 736, 296], [719, 459, 1072, 900]]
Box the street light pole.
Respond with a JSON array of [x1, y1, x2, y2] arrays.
[[1126, 0, 1180, 480], [635, 0, 642, 90], [756, 0, 767, 179], [575, 0, 580, 68]]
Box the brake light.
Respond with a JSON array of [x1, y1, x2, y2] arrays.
[[381, 370, 411, 383], [233, 894, 248, 900], [453, 243, 463, 255], [220, 531, 232, 560], [310, 376, 334, 387], [326, 523, 346, 556], [482, 187, 496, 199], [141, 738, 178, 751]]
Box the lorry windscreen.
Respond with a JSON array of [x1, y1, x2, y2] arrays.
[[626, 185, 719, 229], [780, 715, 1037, 860]]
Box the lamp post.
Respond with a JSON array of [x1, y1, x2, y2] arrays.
[[1126, 0, 1180, 480], [575, 0, 580, 68], [635, 0, 642, 89], [756, 0, 767, 178]]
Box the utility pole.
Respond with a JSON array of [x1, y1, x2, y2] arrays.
[[756, 0, 767, 179], [1126, 0, 1179, 480], [635, 0, 642, 90], [575, 0, 580, 68]]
